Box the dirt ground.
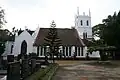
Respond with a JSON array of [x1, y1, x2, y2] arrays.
[[52, 60, 120, 80]]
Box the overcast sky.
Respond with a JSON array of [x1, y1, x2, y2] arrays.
[[0, 0, 120, 30]]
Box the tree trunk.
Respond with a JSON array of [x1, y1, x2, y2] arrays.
[[99, 50, 107, 61]]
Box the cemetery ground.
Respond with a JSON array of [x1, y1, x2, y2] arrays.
[[53, 60, 120, 80]]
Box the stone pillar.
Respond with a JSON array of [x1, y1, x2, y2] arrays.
[[31, 59, 36, 73], [39, 46, 41, 56], [71, 46, 75, 56], [42, 47, 44, 56], [64, 47, 66, 56], [7, 61, 20, 80], [68, 46, 69, 57]]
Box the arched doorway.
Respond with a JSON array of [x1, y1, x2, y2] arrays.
[[21, 40, 27, 55]]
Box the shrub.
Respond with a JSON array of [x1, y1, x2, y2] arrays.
[[29, 53, 37, 58], [42, 63, 58, 80], [25, 63, 58, 80]]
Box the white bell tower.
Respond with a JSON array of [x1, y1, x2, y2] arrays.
[[75, 7, 92, 39]]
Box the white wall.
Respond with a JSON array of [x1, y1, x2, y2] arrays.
[[32, 27, 40, 39], [84, 47, 100, 58], [75, 15, 91, 28], [71, 46, 86, 57], [75, 13, 92, 39], [32, 27, 40, 54], [36, 45, 100, 58], [90, 51, 100, 58], [32, 46, 37, 54], [12, 30, 34, 56], [77, 27, 92, 39], [71, 46, 75, 56]]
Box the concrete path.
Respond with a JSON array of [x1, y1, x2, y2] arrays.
[[0, 76, 6, 80], [0, 70, 7, 75], [53, 61, 120, 80], [0, 70, 7, 80]]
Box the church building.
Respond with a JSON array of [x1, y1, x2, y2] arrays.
[[2, 8, 100, 59], [75, 7, 92, 40]]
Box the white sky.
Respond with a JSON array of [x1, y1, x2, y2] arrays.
[[0, 0, 120, 31]]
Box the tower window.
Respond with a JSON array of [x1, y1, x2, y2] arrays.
[[86, 20, 89, 26], [83, 32, 87, 39], [80, 20, 83, 26]]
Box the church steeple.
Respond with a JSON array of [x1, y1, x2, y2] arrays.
[[89, 8, 91, 17], [77, 7, 79, 16], [75, 7, 92, 39]]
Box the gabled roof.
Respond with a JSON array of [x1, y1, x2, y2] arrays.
[[33, 28, 85, 47], [18, 29, 34, 36]]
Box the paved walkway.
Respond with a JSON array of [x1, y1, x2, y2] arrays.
[[0, 70, 7, 80], [0, 70, 7, 75], [53, 61, 120, 80], [0, 76, 6, 80]]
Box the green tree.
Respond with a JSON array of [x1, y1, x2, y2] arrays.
[[44, 21, 61, 63], [102, 12, 120, 49], [0, 42, 5, 55], [92, 11, 120, 49], [0, 29, 13, 42], [0, 29, 14, 56], [0, 7, 6, 28], [0, 7, 7, 55], [92, 24, 105, 39], [88, 46, 116, 61], [90, 11, 120, 60]]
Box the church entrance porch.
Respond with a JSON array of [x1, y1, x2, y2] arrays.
[[20, 40, 27, 55]]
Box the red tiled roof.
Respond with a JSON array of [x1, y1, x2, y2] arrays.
[[33, 28, 85, 47]]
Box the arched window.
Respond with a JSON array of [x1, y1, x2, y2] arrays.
[[21, 40, 27, 55], [85, 32, 87, 38], [80, 20, 83, 26], [83, 32, 87, 39], [86, 20, 89, 26], [10, 45, 13, 54]]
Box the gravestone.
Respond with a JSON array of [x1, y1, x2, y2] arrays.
[[21, 59, 30, 79], [7, 55, 14, 62], [7, 61, 20, 80], [31, 59, 36, 73]]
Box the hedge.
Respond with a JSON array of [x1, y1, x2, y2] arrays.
[[42, 64, 58, 80], [25, 63, 58, 80]]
